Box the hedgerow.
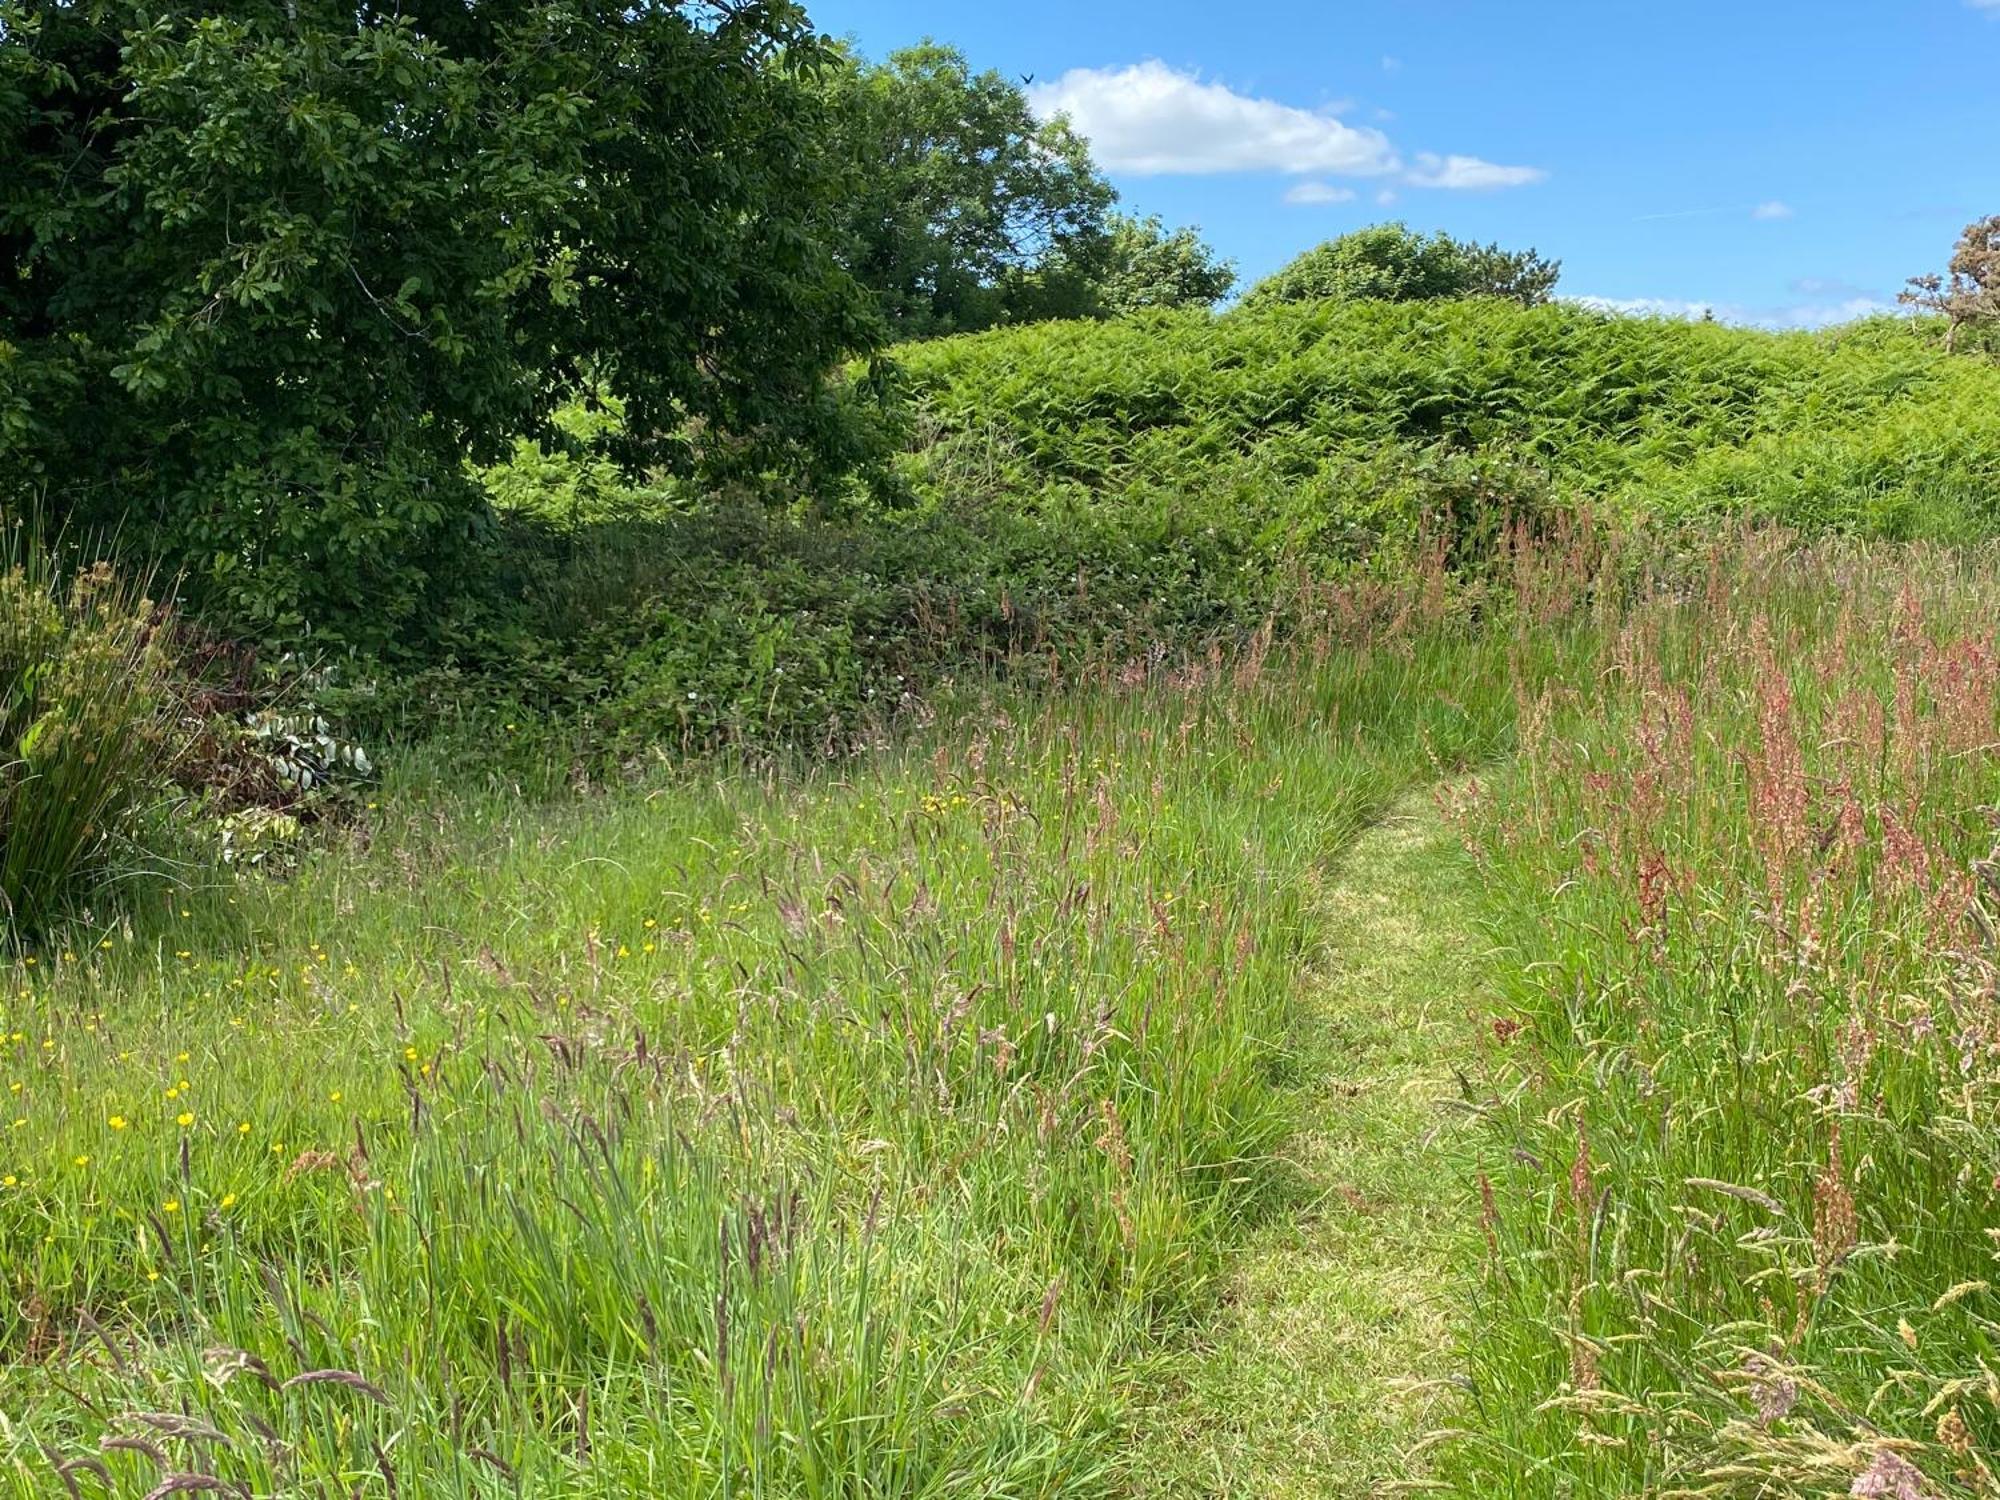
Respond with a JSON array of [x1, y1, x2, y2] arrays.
[[414, 299, 2000, 755]]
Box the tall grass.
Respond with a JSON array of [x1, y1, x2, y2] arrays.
[[1442, 535, 2000, 1495], [0, 588, 1549, 1496], [0, 523, 176, 936]]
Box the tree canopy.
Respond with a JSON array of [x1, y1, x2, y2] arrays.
[[817, 42, 1113, 338], [1242, 222, 1560, 310], [818, 44, 1233, 336], [1902, 215, 2000, 353], [0, 0, 877, 649]]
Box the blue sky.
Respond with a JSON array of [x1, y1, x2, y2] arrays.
[[809, 0, 2000, 326]]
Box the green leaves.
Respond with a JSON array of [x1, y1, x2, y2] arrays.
[[1243, 222, 1561, 310], [2, 0, 878, 653]]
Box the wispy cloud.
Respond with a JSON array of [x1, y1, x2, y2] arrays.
[[1283, 181, 1358, 206], [1026, 61, 1545, 194], [1634, 201, 1800, 223], [1571, 293, 1901, 329], [1407, 152, 1547, 190]]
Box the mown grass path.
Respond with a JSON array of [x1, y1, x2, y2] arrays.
[[1131, 793, 1484, 1496]]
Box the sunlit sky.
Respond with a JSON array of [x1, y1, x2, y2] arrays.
[[808, 0, 2000, 325]]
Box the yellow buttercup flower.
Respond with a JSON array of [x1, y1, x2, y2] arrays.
[[220, 1193, 238, 1209], [109, 1116, 127, 1130], [162, 1199, 179, 1213], [177, 1111, 194, 1128]]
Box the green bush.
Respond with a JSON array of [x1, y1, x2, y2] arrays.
[[1239, 222, 1559, 308], [0, 529, 177, 935]]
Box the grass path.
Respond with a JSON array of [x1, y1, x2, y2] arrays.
[[1131, 792, 1485, 1496]]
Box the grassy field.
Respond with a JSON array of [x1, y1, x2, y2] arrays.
[[8, 525, 2000, 1496], [3, 585, 1541, 1495]]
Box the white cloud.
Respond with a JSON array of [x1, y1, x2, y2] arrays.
[[1570, 293, 1901, 330], [1283, 181, 1358, 206], [1027, 61, 1399, 177], [1406, 152, 1548, 190], [1027, 61, 1547, 199], [1752, 200, 1795, 220]]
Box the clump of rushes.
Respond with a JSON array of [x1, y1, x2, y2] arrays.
[[0, 520, 177, 936], [1442, 535, 2000, 1496]]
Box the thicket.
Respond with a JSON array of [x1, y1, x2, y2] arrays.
[[0, 0, 878, 652], [427, 299, 2000, 754]]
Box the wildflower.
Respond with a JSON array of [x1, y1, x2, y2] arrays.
[[147, 1270, 160, 1282], [177, 1111, 194, 1128], [328, 1091, 342, 1103], [109, 1116, 127, 1131], [162, 1199, 179, 1213], [72, 1154, 89, 1168], [1, 1174, 15, 1187], [176, 1052, 189, 1063], [238, 1122, 251, 1135], [220, 1193, 237, 1209], [404, 1046, 417, 1061]]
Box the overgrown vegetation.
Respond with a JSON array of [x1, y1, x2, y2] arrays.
[[6, 5, 2000, 1494], [1, 598, 1531, 1495], [0, 526, 175, 936], [1441, 537, 2000, 1496], [1, 0, 878, 650], [420, 299, 2000, 755]]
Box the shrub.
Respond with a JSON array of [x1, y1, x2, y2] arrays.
[[1239, 222, 1560, 308], [0, 527, 177, 935]]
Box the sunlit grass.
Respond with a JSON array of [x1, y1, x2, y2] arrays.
[[2, 620, 1539, 1496]]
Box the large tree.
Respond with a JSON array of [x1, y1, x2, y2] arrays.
[[0, 0, 877, 650], [819, 41, 1116, 337]]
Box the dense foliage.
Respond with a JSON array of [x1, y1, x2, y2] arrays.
[[1445, 539, 2000, 1496], [817, 41, 1112, 336], [440, 299, 2000, 754], [0, 0, 875, 650], [1242, 221, 1560, 308]]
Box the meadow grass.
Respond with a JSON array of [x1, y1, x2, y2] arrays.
[[1440, 535, 2000, 1496], [1, 611, 1540, 1496], [7, 527, 1999, 1497]]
